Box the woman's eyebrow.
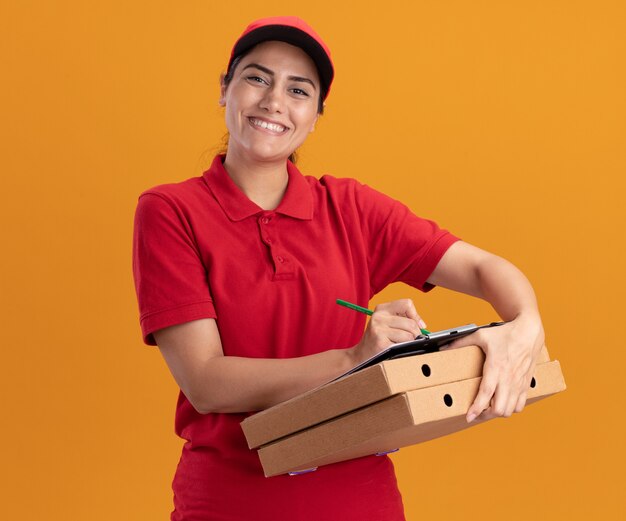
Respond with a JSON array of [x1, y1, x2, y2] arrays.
[[242, 63, 317, 91]]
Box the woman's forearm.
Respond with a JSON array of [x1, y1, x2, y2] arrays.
[[474, 254, 541, 322], [192, 348, 355, 414], [428, 241, 541, 322], [157, 300, 424, 415], [155, 319, 360, 415], [428, 241, 546, 421]]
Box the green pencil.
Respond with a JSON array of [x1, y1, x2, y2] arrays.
[[335, 299, 430, 335]]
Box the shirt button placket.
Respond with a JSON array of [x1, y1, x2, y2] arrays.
[[257, 213, 293, 279], [258, 214, 272, 243], [259, 214, 276, 269]]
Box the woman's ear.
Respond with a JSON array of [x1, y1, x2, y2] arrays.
[[219, 73, 227, 106]]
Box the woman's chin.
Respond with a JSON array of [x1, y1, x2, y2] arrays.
[[241, 146, 294, 164]]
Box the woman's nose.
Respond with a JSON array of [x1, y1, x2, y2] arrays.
[[259, 86, 285, 113]]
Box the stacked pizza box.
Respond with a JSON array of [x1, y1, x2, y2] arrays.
[[241, 344, 565, 477]]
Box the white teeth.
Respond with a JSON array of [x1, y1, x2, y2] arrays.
[[250, 118, 286, 133]]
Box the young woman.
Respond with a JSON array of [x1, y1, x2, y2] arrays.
[[132, 16, 545, 521]]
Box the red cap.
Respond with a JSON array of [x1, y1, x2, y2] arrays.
[[228, 16, 334, 101]]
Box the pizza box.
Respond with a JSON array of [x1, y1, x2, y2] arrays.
[[256, 359, 565, 477], [242, 345, 551, 449]]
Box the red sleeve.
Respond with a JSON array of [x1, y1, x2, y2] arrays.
[[354, 183, 460, 296], [132, 192, 217, 346]]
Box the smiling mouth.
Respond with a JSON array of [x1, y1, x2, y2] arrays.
[[248, 117, 288, 134]]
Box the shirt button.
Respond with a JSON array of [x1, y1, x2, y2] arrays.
[[277, 256, 284, 263], [265, 237, 272, 243], [261, 217, 270, 224]]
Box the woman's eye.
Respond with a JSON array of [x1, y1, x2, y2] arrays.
[[291, 88, 309, 97], [247, 76, 267, 84]]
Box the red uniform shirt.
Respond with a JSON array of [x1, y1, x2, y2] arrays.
[[132, 154, 459, 520]]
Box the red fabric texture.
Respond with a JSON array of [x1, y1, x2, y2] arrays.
[[132, 154, 459, 520]]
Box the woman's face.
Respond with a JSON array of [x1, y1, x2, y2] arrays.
[[219, 40, 321, 164]]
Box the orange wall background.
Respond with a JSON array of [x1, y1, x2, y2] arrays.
[[1, 1, 624, 519]]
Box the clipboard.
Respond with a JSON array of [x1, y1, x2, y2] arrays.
[[336, 321, 505, 379]]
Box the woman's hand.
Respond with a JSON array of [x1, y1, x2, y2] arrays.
[[426, 241, 547, 423], [444, 311, 545, 422], [350, 299, 426, 367]]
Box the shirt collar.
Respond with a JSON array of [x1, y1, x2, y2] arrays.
[[202, 154, 314, 222]]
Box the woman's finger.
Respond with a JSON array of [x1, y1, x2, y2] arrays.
[[504, 389, 520, 417], [374, 299, 426, 330], [492, 380, 512, 418], [366, 317, 420, 350], [401, 299, 427, 331], [476, 406, 497, 422], [514, 369, 535, 413], [378, 315, 421, 338], [384, 328, 421, 345], [466, 366, 499, 422]]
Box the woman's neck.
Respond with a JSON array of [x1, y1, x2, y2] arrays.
[[223, 151, 289, 211]]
